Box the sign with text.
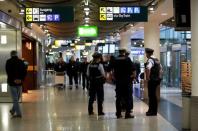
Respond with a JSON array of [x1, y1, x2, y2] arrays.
[[25, 7, 74, 23], [99, 6, 147, 22], [77, 26, 98, 37]]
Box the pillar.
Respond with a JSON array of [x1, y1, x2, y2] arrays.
[[144, 21, 160, 100], [144, 22, 160, 59], [191, 0, 198, 130], [120, 30, 132, 52]]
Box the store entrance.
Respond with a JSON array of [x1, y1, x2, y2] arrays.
[[160, 51, 181, 89]]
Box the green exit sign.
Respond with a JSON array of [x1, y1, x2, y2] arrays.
[[77, 26, 98, 37]]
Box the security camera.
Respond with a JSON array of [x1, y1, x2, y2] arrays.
[[8, 10, 12, 13]]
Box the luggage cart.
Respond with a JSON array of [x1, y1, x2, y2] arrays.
[[55, 71, 66, 90], [41, 70, 56, 88]]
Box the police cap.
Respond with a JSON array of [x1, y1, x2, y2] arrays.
[[145, 48, 154, 54], [92, 52, 102, 58], [118, 48, 127, 54]]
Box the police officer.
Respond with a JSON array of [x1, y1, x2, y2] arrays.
[[87, 52, 105, 115], [145, 48, 162, 116], [113, 48, 136, 119]]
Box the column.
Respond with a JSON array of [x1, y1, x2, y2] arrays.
[[120, 30, 132, 52], [144, 21, 160, 100], [144, 21, 160, 59], [191, 0, 198, 130]]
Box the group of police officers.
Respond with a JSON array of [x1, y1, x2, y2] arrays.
[[87, 47, 161, 119]]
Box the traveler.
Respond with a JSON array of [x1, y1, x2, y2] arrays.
[[76, 58, 81, 84], [87, 52, 105, 116], [134, 60, 141, 83], [81, 57, 89, 90], [113, 48, 136, 119], [67, 56, 79, 89], [5, 51, 27, 118], [145, 48, 162, 116], [54, 57, 67, 73]]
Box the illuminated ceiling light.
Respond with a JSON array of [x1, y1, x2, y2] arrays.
[[40, 25, 43, 28], [84, 8, 90, 11], [84, 17, 90, 20], [85, 11, 89, 16], [134, 42, 136, 45], [70, 43, 75, 46], [85, 43, 92, 46], [84, 0, 89, 6], [161, 13, 168, 16], [148, 7, 154, 11], [130, 24, 134, 27], [85, 20, 89, 23], [19, 9, 25, 15], [52, 45, 58, 48], [0, 0, 5, 1]]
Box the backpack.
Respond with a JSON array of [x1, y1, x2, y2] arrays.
[[148, 58, 163, 81]]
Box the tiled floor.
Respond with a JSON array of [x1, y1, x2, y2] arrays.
[[0, 85, 179, 131]]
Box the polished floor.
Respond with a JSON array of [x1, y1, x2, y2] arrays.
[[0, 85, 179, 131]]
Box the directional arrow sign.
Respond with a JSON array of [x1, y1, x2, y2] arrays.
[[26, 8, 32, 14], [26, 15, 32, 21]]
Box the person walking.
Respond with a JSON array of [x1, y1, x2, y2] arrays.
[[81, 57, 89, 90], [87, 52, 106, 116], [6, 51, 27, 118], [112, 48, 136, 119], [145, 48, 162, 116], [67, 56, 79, 89]]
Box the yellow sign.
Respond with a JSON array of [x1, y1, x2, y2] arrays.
[[100, 14, 106, 21], [100, 7, 106, 13], [26, 8, 32, 14], [26, 15, 33, 21]]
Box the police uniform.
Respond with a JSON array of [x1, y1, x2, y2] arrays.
[[113, 53, 135, 118], [87, 53, 105, 115], [145, 48, 161, 116]]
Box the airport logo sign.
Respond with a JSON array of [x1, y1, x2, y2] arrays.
[[99, 6, 147, 22], [25, 7, 74, 23]]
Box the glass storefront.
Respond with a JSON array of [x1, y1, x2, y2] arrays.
[[160, 27, 191, 89], [0, 11, 22, 102]]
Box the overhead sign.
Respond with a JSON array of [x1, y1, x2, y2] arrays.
[[77, 26, 98, 37], [99, 6, 147, 22], [25, 7, 74, 23]]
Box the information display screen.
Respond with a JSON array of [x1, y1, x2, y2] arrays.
[[25, 7, 74, 23], [99, 6, 147, 22], [103, 44, 109, 54], [109, 44, 115, 53]]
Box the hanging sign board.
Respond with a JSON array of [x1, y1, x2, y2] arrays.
[[99, 6, 147, 22], [25, 6, 74, 23]]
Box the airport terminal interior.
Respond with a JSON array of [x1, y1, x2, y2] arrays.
[[0, 0, 198, 131]]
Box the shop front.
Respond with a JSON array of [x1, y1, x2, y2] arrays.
[[0, 11, 22, 102]]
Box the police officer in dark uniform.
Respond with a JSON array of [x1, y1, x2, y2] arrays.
[[113, 48, 136, 119], [87, 52, 106, 115], [145, 48, 162, 116]]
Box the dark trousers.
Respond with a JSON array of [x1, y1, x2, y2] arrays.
[[115, 83, 133, 116], [69, 74, 78, 86], [88, 81, 104, 114], [147, 80, 160, 113], [82, 74, 89, 89]]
